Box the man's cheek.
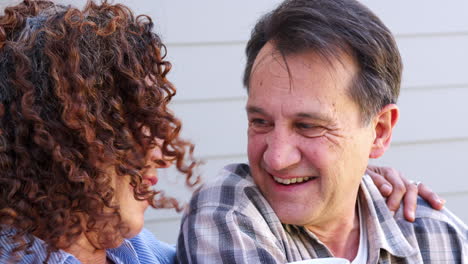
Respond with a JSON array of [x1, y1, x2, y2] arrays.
[[247, 135, 266, 158], [302, 139, 339, 167]]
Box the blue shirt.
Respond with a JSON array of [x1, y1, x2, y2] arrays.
[[0, 228, 175, 264]]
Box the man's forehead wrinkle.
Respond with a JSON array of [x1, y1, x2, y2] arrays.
[[250, 51, 273, 81], [282, 53, 335, 96], [251, 44, 296, 93], [272, 51, 290, 76], [251, 46, 283, 79]]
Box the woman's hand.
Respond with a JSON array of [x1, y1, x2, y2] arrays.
[[367, 165, 445, 222]]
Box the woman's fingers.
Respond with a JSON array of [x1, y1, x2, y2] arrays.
[[366, 166, 393, 196], [402, 178, 418, 222], [417, 183, 446, 210], [367, 165, 445, 222]]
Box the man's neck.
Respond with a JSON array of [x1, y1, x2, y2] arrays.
[[306, 204, 360, 261]]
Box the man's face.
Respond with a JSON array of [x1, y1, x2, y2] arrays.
[[246, 42, 376, 228]]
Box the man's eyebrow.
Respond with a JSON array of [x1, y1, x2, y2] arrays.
[[247, 106, 333, 122], [296, 112, 334, 123], [246, 106, 266, 115]]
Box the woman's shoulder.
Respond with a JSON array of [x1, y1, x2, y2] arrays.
[[124, 228, 176, 264], [0, 227, 75, 263]]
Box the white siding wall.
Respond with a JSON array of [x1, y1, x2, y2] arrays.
[[4, 0, 467, 244]]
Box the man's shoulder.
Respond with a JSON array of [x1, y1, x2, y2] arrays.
[[396, 197, 468, 241], [363, 174, 467, 239], [186, 163, 264, 212], [394, 200, 468, 261], [361, 175, 468, 261]]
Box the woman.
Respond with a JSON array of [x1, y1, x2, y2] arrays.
[[0, 0, 442, 263], [0, 0, 197, 263]]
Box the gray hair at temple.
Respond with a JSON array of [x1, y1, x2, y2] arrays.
[[243, 0, 402, 123]]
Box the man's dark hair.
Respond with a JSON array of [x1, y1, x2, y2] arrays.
[[243, 0, 402, 123]]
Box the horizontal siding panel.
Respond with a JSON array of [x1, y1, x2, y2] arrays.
[[166, 44, 247, 101], [443, 193, 468, 225], [362, 1, 468, 36], [372, 140, 468, 194], [145, 208, 181, 222], [395, 87, 468, 143], [144, 0, 283, 44], [171, 98, 248, 157], [145, 216, 182, 245], [0, 0, 20, 11], [399, 35, 468, 88]]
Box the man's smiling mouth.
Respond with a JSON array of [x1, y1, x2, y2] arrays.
[[272, 176, 317, 185]]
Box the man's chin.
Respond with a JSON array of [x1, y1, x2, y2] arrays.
[[270, 202, 317, 226], [277, 215, 313, 226]]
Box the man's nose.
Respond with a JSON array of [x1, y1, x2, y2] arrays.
[[263, 129, 301, 171]]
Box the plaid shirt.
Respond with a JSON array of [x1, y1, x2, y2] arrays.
[[177, 163, 468, 264]]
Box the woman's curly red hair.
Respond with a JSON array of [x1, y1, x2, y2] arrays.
[[0, 0, 197, 261]]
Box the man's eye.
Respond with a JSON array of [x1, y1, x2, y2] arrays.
[[249, 118, 272, 133], [250, 118, 269, 126], [296, 123, 315, 129], [296, 123, 326, 137]]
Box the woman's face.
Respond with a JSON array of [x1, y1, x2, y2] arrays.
[[114, 140, 171, 238]]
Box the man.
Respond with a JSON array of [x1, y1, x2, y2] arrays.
[[177, 0, 467, 263]]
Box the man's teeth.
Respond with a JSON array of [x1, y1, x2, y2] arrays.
[[273, 176, 313, 185]]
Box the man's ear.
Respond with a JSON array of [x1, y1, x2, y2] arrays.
[[369, 104, 399, 159]]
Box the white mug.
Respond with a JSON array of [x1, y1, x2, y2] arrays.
[[287, 257, 350, 264]]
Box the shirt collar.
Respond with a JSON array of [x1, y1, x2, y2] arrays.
[[360, 174, 418, 262]]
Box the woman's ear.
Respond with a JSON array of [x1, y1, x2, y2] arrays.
[[369, 104, 399, 159]]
